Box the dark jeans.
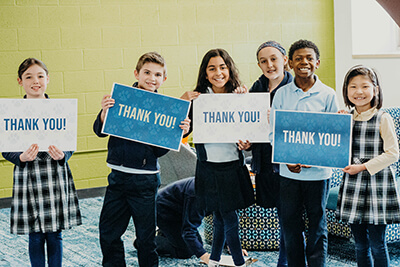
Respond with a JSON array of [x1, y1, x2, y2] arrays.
[[29, 231, 62, 267], [350, 224, 389, 267], [210, 210, 245, 266], [276, 203, 287, 267], [99, 170, 160, 267], [280, 177, 329, 267]]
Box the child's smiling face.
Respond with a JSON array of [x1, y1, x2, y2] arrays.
[[18, 64, 49, 99], [205, 56, 230, 92], [257, 47, 288, 81], [134, 62, 166, 92], [347, 75, 376, 113], [289, 48, 320, 79]]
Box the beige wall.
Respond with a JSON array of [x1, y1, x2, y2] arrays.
[[334, 0, 400, 109], [0, 0, 335, 198]]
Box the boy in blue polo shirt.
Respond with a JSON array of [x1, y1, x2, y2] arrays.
[[270, 40, 338, 267], [93, 52, 189, 267]]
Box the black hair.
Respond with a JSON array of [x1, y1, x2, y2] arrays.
[[288, 39, 320, 61], [342, 65, 383, 109]]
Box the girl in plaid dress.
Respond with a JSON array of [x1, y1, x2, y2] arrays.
[[2, 58, 82, 267], [336, 65, 400, 267]]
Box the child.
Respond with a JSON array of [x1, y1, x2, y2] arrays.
[[269, 40, 339, 267], [155, 177, 249, 264], [93, 51, 189, 267], [2, 58, 82, 266], [336, 65, 400, 267], [242, 40, 293, 267], [185, 48, 255, 267]]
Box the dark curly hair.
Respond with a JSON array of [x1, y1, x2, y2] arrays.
[[288, 39, 320, 61], [194, 48, 241, 93]]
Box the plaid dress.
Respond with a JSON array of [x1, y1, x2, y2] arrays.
[[336, 110, 400, 225], [10, 152, 82, 234]]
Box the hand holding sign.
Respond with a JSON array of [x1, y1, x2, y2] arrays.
[[286, 163, 311, 174], [101, 94, 115, 123], [48, 145, 65, 161], [19, 144, 39, 162]]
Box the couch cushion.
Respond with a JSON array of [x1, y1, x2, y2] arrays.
[[326, 186, 340, 210]]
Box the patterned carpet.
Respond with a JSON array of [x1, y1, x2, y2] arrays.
[[1, 197, 400, 266]]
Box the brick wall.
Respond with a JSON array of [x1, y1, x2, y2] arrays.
[[0, 0, 335, 198]]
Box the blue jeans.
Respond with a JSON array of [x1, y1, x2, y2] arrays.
[[210, 210, 245, 266], [280, 177, 329, 267], [99, 170, 160, 267], [29, 231, 62, 267], [350, 224, 389, 267]]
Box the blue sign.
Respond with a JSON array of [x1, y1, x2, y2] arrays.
[[272, 110, 352, 168], [102, 83, 190, 151]]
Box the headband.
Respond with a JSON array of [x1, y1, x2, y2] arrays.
[[256, 41, 286, 59]]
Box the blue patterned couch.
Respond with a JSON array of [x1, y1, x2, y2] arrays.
[[326, 107, 400, 242], [204, 107, 400, 250]]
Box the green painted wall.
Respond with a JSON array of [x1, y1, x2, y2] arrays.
[[0, 0, 335, 198]]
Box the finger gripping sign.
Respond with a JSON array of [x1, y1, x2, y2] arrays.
[[272, 110, 352, 168], [193, 93, 270, 143], [101, 83, 190, 151], [0, 99, 77, 152]]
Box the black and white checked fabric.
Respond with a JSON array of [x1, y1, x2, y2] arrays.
[[10, 152, 82, 234], [336, 110, 400, 225]]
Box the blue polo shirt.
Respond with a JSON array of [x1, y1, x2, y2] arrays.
[[270, 75, 339, 181]]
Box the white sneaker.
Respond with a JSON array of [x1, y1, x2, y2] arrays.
[[208, 259, 220, 267]]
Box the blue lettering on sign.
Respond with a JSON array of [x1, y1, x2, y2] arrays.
[[3, 118, 39, 131], [203, 111, 235, 123]]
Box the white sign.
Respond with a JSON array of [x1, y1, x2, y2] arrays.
[[0, 99, 77, 152], [193, 93, 270, 143]]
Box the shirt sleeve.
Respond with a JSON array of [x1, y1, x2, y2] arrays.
[[325, 92, 339, 113], [365, 113, 399, 175], [269, 91, 283, 142], [57, 151, 74, 166], [181, 197, 207, 258], [2, 152, 25, 167], [93, 110, 108, 138]]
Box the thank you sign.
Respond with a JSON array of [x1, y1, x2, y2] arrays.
[[193, 93, 270, 143], [102, 83, 190, 151], [0, 99, 77, 152], [272, 110, 352, 168]]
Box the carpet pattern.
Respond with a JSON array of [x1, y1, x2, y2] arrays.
[[1, 197, 400, 266]]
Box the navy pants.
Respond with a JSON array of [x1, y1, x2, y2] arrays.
[[210, 210, 245, 266], [280, 177, 329, 267], [350, 224, 389, 267], [99, 170, 160, 267], [29, 231, 62, 267]]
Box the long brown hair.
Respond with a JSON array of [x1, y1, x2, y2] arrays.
[[194, 49, 241, 93]]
